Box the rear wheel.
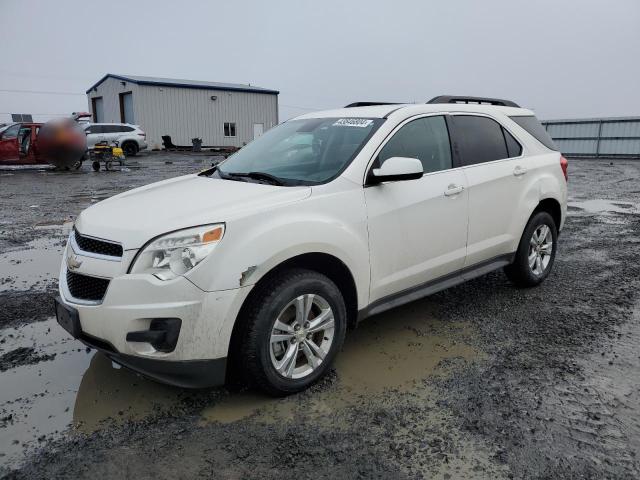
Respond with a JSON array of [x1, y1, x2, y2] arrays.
[[122, 141, 138, 157], [91, 161, 100, 172], [504, 211, 558, 287], [240, 269, 347, 396]]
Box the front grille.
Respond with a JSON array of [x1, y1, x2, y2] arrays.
[[66, 270, 110, 302], [74, 230, 123, 258]]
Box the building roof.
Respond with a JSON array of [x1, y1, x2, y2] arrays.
[[86, 74, 279, 95], [542, 116, 640, 124]]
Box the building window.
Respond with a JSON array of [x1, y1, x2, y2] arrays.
[[224, 122, 236, 137]]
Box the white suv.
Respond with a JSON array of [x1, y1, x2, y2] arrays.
[[83, 123, 147, 156], [55, 96, 568, 395]]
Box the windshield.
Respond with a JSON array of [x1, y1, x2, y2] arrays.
[[0, 123, 17, 134], [217, 117, 384, 185]]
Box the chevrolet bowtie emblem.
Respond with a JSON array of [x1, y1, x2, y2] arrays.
[[67, 254, 82, 271]]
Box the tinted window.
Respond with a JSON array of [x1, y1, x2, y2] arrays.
[[1, 124, 20, 139], [122, 125, 134, 132], [503, 128, 522, 157], [379, 116, 451, 173], [509, 115, 557, 150], [453, 115, 509, 165], [86, 125, 104, 134], [103, 125, 121, 133]]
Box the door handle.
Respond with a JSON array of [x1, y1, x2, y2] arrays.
[[444, 184, 464, 196], [513, 165, 528, 176]]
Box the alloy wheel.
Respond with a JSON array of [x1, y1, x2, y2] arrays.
[[269, 294, 335, 379], [529, 224, 553, 275]]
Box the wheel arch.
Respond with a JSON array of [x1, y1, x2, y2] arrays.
[[225, 252, 359, 383], [531, 197, 562, 231]]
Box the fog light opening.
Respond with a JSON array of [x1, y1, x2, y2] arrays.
[[126, 318, 182, 353]]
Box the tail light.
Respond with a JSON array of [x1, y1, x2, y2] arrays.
[[560, 155, 568, 181]]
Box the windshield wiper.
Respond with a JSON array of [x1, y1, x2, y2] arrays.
[[225, 171, 285, 186]]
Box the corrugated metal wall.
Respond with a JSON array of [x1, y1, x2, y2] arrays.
[[87, 77, 140, 124], [87, 77, 278, 149], [541, 117, 640, 158], [136, 86, 278, 149]]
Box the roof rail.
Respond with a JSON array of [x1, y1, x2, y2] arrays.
[[427, 95, 519, 108], [344, 102, 400, 108]]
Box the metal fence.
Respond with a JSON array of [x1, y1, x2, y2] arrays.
[[541, 117, 640, 159]]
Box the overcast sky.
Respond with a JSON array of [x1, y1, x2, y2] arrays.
[[1, 0, 639, 123]]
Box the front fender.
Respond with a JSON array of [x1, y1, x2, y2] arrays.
[[186, 185, 371, 309]]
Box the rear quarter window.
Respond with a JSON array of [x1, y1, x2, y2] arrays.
[[509, 115, 557, 151], [503, 128, 522, 157]]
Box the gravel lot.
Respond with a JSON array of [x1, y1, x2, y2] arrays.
[[1, 153, 639, 479]]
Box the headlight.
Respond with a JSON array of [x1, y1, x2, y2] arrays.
[[130, 224, 225, 280]]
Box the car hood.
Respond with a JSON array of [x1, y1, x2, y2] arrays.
[[74, 174, 311, 249]]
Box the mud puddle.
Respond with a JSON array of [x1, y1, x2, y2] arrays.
[[569, 198, 639, 215], [203, 302, 480, 424], [0, 305, 480, 470], [0, 238, 64, 292], [0, 318, 186, 469]]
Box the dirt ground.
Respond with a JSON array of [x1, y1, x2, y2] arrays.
[[1, 153, 639, 479]]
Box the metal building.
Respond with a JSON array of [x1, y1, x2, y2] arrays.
[[541, 117, 640, 159], [86, 74, 279, 150]]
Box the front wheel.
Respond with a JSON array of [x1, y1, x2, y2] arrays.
[[240, 269, 347, 396], [504, 211, 558, 287]]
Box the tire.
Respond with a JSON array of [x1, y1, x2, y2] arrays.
[[504, 211, 558, 287], [239, 268, 347, 396], [92, 161, 100, 172], [122, 141, 138, 157]]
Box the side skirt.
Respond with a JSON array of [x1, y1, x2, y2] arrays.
[[357, 253, 515, 321]]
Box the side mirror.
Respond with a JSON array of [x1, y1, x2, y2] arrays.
[[369, 157, 423, 184]]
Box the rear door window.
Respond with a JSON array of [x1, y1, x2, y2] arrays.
[[452, 115, 509, 166], [509, 115, 557, 150], [378, 115, 452, 174], [87, 125, 104, 134]]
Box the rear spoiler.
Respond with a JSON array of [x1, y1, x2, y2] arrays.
[[427, 95, 519, 108]]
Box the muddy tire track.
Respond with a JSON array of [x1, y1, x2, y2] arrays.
[[432, 196, 640, 477]]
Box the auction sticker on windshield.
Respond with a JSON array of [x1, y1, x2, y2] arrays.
[[333, 118, 374, 128]]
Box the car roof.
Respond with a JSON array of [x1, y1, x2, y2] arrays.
[[293, 103, 534, 120]]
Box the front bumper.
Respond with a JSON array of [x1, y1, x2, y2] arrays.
[[79, 327, 227, 388], [55, 296, 226, 387], [57, 250, 252, 387]]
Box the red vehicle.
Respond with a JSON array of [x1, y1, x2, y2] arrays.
[[0, 122, 45, 166]]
